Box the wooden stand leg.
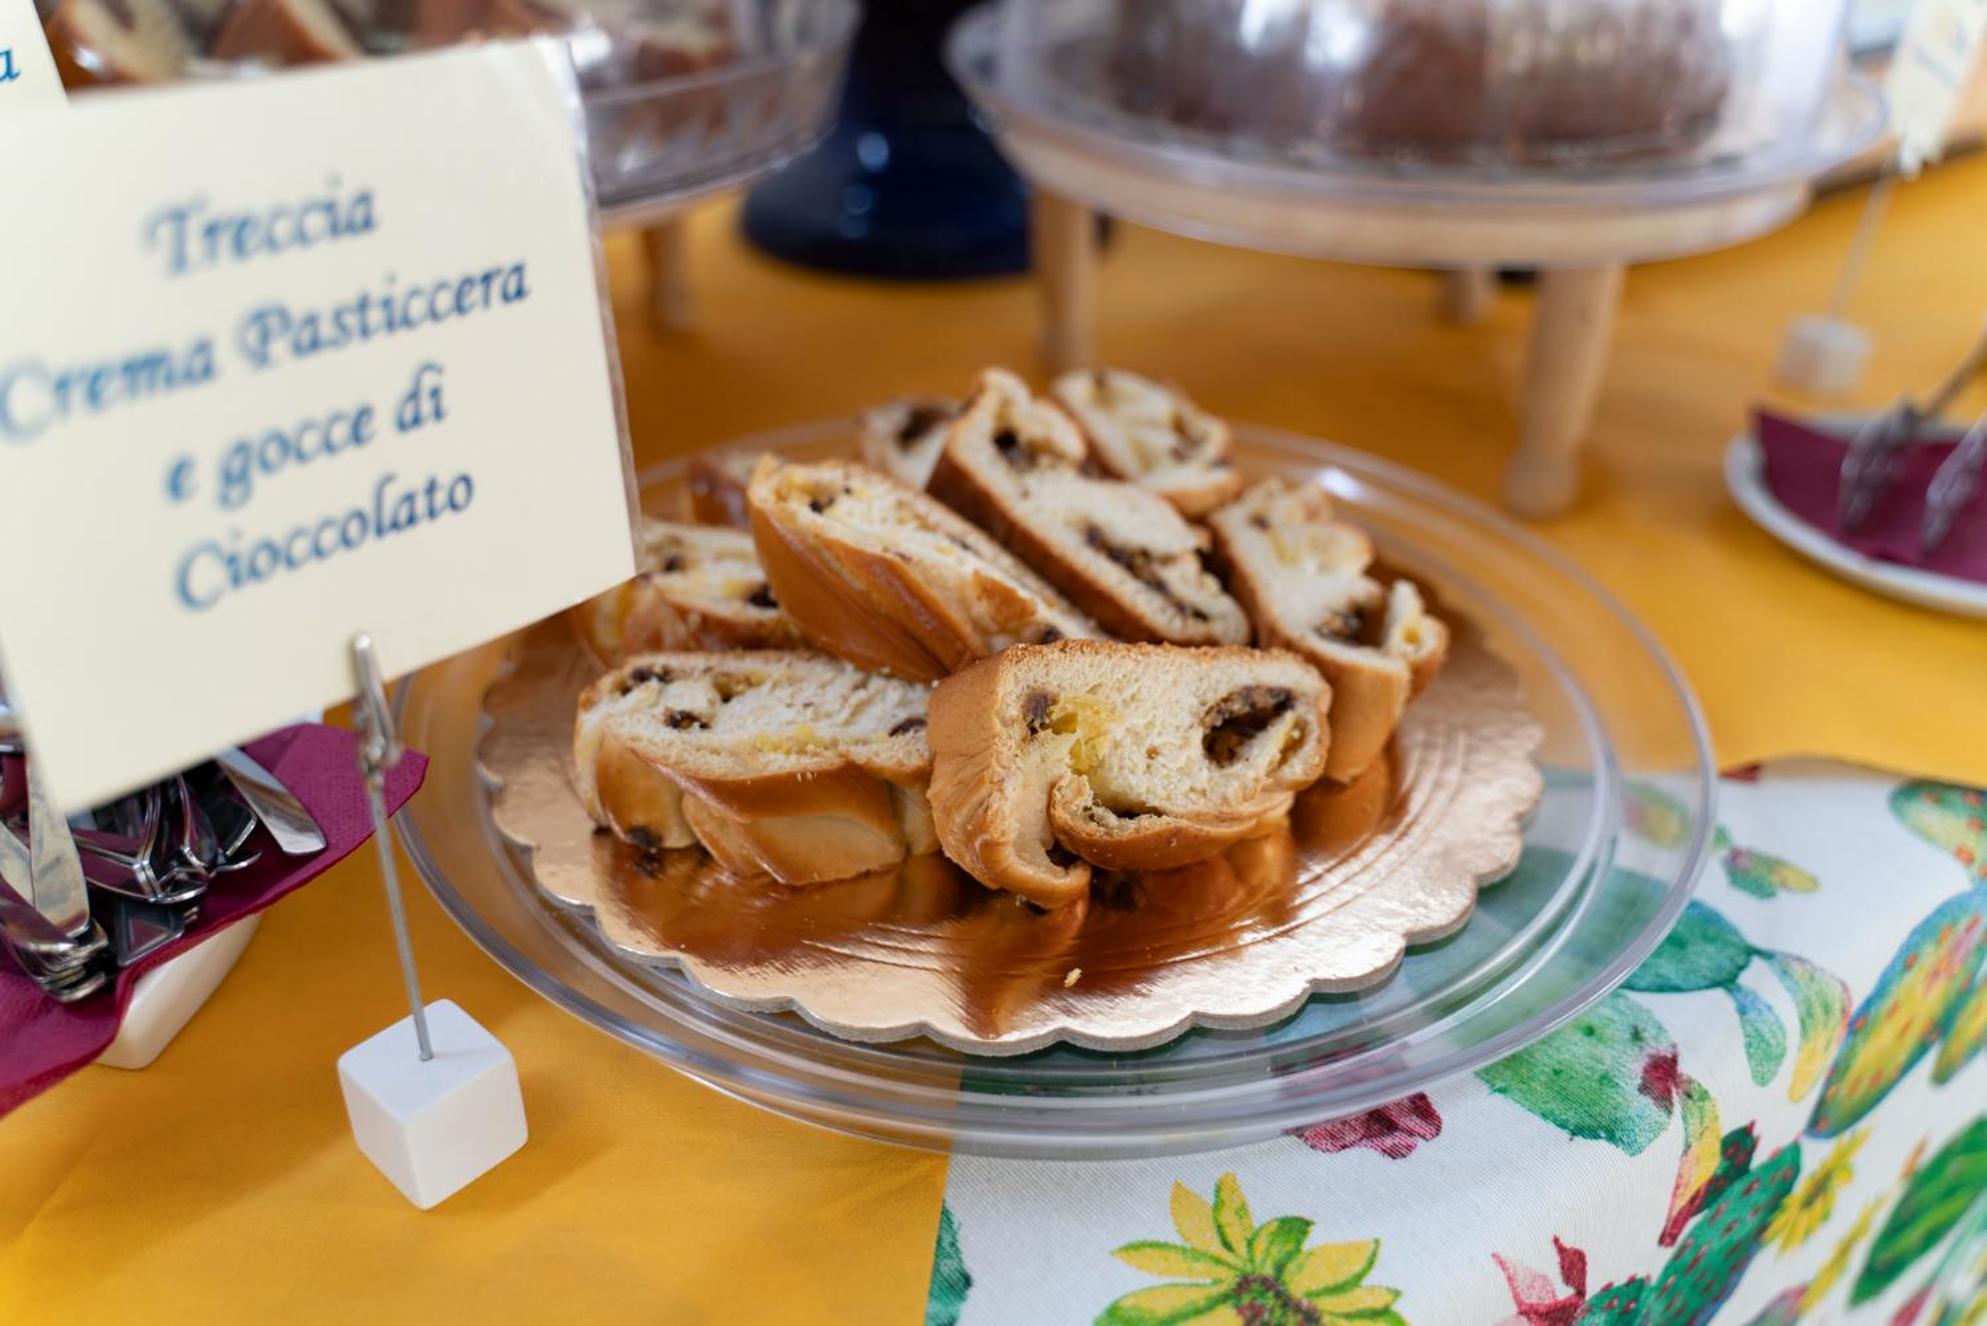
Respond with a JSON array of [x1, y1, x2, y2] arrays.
[[643, 218, 693, 334], [1439, 267, 1495, 325], [1031, 191, 1097, 376], [1502, 264, 1625, 519]]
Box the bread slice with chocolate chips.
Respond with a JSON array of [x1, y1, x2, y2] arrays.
[[685, 449, 760, 527], [859, 396, 960, 491], [747, 456, 1099, 682], [575, 652, 938, 885], [927, 641, 1330, 905], [929, 369, 1250, 646], [572, 519, 804, 663], [1050, 368, 1242, 517], [1208, 477, 1447, 783]]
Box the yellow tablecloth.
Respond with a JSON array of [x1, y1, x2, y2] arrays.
[[5, 160, 1987, 1323]]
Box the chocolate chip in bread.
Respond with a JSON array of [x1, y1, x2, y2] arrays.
[[926, 640, 1330, 905], [1207, 476, 1447, 783], [929, 368, 1250, 646]]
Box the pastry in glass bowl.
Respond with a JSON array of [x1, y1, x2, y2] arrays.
[[43, 0, 738, 86]]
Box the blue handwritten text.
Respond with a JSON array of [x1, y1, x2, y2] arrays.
[[237, 263, 529, 370], [145, 181, 377, 277], [175, 469, 474, 611], [0, 340, 217, 444]]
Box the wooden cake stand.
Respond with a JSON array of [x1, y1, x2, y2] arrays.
[[950, 9, 1884, 518]]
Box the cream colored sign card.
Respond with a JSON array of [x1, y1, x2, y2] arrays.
[[0, 43, 636, 809], [1, 0, 64, 111], [1890, 0, 1987, 173]]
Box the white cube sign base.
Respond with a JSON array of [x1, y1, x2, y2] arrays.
[[337, 999, 527, 1209], [1775, 314, 1874, 398]]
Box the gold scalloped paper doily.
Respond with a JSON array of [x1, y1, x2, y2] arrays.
[[479, 605, 1543, 1056]]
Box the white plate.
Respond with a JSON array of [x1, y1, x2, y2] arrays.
[[1725, 432, 1987, 619]]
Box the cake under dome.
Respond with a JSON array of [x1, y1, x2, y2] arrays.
[[1000, 0, 1849, 170]]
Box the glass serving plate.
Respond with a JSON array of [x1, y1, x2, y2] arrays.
[[395, 420, 1715, 1158]]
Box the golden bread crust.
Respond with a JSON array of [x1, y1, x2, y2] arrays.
[[927, 641, 1329, 904], [1207, 477, 1448, 783], [574, 652, 935, 886], [746, 456, 1095, 682], [930, 370, 1249, 646], [1049, 368, 1242, 517], [570, 520, 804, 663]]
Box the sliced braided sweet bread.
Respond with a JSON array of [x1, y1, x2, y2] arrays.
[[746, 456, 1098, 682], [859, 396, 960, 491], [929, 369, 1250, 646], [927, 642, 1331, 906], [572, 518, 803, 663], [686, 449, 760, 527], [1050, 367, 1241, 517], [1207, 477, 1447, 783], [575, 652, 937, 885]]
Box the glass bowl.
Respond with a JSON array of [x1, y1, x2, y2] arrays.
[[39, 0, 857, 219], [578, 0, 858, 215], [394, 420, 1715, 1158]]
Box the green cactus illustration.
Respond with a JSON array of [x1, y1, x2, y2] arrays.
[[925, 1203, 972, 1326], [1576, 1276, 1648, 1324], [1492, 1124, 1812, 1325], [1626, 782, 1692, 850], [1626, 902, 1848, 1095], [1851, 1117, 1987, 1306], [1479, 992, 1679, 1155], [1809, 892, 1987, 1137], [1933, 973, 1987, 1085], [1721, 847, 1819, 900], [1642, 1143, 1802, 1326], [1890, 781, 1987, 880]]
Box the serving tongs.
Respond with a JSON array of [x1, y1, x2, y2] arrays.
[[1839, 324, 1987, 552]]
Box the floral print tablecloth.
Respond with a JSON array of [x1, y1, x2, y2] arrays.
[[923, 761, 1987, 1326]]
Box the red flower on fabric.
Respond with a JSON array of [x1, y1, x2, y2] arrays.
[[1492, 1237, 1589, 1326], [1291, 1093, 1443, 1160]]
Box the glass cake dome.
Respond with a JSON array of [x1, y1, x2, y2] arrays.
[[991, 0, 1852, 174]]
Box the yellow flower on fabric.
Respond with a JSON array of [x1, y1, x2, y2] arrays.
[[1799, 1198, 1882, 1312], [1101, 1174, 1406, 1326], [1769, 1129, 1867, 1253]]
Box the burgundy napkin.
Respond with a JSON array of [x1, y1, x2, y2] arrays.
[[0, 724, 426, 1117], [1755, 409, 1987, 585]]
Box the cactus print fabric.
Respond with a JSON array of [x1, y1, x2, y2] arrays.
[[926, 761, 1987, 1325]]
